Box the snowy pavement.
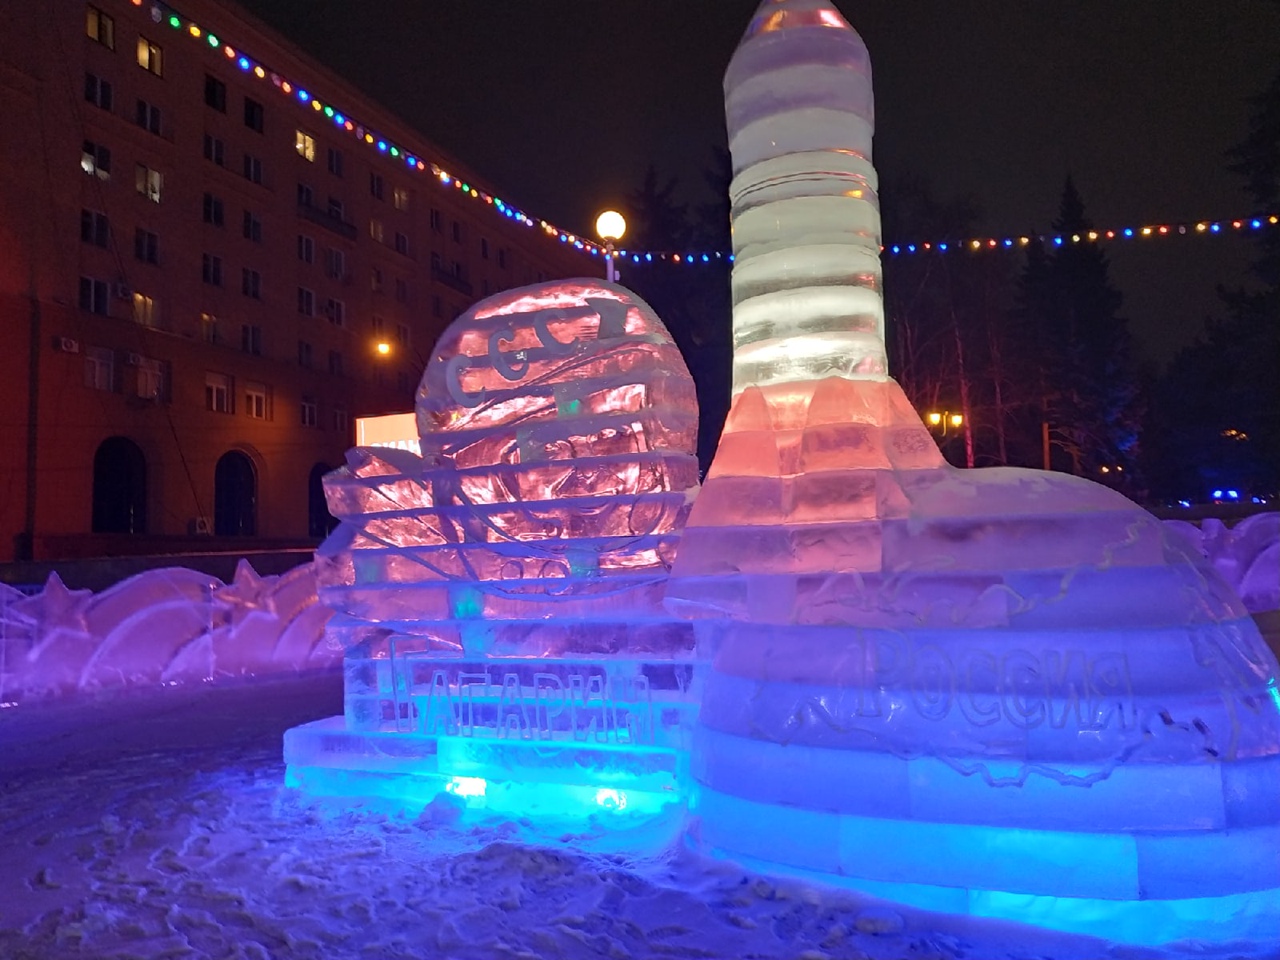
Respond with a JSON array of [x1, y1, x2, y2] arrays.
[[0, 675, 1245, 960]]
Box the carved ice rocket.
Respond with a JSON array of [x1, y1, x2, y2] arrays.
[[725, 0, 886, 392]]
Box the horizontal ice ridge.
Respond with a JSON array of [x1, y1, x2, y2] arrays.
[[733, 332, 888, 392], [730, 107, 873, 173], [729, 150, 878, 212], [732, 194, 879, 260], [732, 285, 883, 348], [726, 62, 873, 142], [731, 244, 881, 306]]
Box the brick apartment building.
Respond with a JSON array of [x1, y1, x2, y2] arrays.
[[0, 0, 593, 563]]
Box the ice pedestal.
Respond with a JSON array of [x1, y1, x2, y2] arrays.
[[285, 281, 703, 825], [668, 376, 1280, 945]]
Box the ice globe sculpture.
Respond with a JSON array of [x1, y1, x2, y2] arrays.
[[285, 281, 703, 823], [667, 0, 1280, 946]]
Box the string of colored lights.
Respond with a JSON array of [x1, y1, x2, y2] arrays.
[[134, 0, 1276, 268]]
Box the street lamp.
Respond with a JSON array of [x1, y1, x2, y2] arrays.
[[595, 210, 626, 283], [926, 410, 963, 435]]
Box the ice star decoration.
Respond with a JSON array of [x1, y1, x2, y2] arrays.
[[212, 559, 274, 628], [15, 572, 93, 644]]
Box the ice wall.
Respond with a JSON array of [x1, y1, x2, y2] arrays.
[[287, 281, 703, 820], [667, 0, 1280, 947], [0, 562, 336, 704]]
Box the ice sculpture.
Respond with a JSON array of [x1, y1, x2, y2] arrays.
[[285, 281, 702, 822], [0, 562, 336, 704], [667, 0, 1280, 946]]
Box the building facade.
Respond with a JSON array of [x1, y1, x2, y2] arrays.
[[0, 0, 594, 562]]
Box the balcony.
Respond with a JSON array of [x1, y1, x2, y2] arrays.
[[297, 202, 357, 240], [431, 263, 473, 297]]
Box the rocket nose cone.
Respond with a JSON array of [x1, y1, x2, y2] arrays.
[[742, 0, 854, 40]]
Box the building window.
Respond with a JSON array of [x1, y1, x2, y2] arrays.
[[327, 196, 344, 220], [297, 340, 313, 368], [369, 218, 384, 243], [242, 154, 263, 184], [79, 277, 109, 316], [394, 232, 409, 256], [241, 324, 262, 356], [244, 381, 268, 419], [134, 228, 158, 264], [327, 147, 343, 177], [204, 74, 227, 112], [80, 209, 109, 247], [241, 268, 261, 299], [430, 208, 442, 232], [86, 7, 114, 48], [432, 294, 442, 318], [81, 140, 111, 179], [132, 292, 157, 327], [136, 164, 162, 203], [369, 172, 384, 200], [482, 280, 490, 296], [393, 188, 410, 211], [243, 210, 262, 243], [295, 130, 316, 161], [430, 252, 442, 271], [332, 407, 348, 433], [451, 260, 466, 281], [325, 298, 345, 327], [205, 373, 232, 413], [84, 346, 114, 391], [395, 278, 408, 303], [451, 220, 462, 243], [297, 182, 313, 208], [201, 312, 218, 344], [327, 350, 344, 376], [202, 253, 223, 286], [396, 322, 410, 347], [371, 314, 385, 337], [136, 37, 162, 76], [371, 267, 383, 292], [84, 73, 112, 111], [297, 234, 314, 263], [323, 247, 345, 279], [202, 192, 225, 226], [136, 357, 165, 401], [480, 238, 490, 260], [297, 286, 314, 316], [498, 247, 508, 269], [244, 97, 264, 133], [300, 398, 318, 427], [135, 99, 162, 135], [203, 134, 225, 166]]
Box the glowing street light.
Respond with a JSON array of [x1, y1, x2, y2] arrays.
[[375, 340, 392, 356], [595, 210, 626, 283], [925, 410, 963, 435]]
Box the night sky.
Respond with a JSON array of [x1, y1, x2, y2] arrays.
[[234, 0, 1279, 369]]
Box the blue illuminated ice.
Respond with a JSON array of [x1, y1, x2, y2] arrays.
[[665, 0, 1280, 947]]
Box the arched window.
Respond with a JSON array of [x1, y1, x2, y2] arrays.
[[92, 437, 147, 533], [308, 462, 338, 538], [214, 450, 256, 536]]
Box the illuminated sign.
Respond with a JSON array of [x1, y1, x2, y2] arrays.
[[355, 412, 419, 455]]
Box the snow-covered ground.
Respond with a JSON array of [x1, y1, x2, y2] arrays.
[[4, 674, 1265, 960]]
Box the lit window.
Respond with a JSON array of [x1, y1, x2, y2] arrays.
[[205, 372, 232, 413], [84, 346, 114, 391], [136, 37, 162, 76], [81, 140, 111, 179], [86, 7, 114, 48], [201, 313, 218, 344], [393, 186, 409, 211], [136, 164, 162, 203], [295, 130, 316, 162], [369, 218, 384, 243], [244, 381, 268, 418], [132, 292, 157, 328], [136, 357, 164, 401]]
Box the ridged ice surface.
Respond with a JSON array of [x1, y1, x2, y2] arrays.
[[287, 281, 703, 817], [668, 0, 1280, 947]]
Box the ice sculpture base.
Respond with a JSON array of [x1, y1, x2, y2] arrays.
[[701, 833, 1280, 947], [285, 715, 686, 829]]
